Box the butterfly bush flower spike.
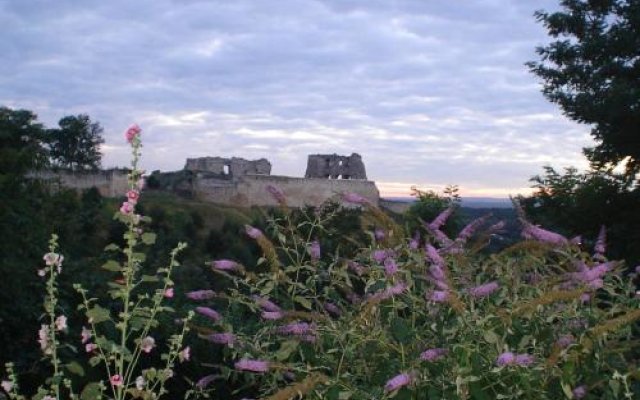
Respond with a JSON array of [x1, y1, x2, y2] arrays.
[[235, 359, 270, 373], [384, 373, 413, 392]]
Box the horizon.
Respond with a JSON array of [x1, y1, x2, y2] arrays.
[[1, 1, 591, 198]]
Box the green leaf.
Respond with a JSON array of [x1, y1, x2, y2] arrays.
[[65, 361, 85, 377], [101, 260, 121, 272], [390, 317, 412, 344], [140, 274, 159, 282], [81, 382, 102, 400], [141, 232, 157, 245], [275, 340, 299, 361], [86, 305, 111, 324], [293, 296, 312, 310], [88, 356, 101, 367], [104, 243, 120, 251], [483, 330, 499, 344]]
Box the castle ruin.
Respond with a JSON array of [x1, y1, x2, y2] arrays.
[[305, 153, 367, 180], [185, 156, 271, 177]]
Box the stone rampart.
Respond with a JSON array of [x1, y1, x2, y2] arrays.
[[195, 174, 379, 208], [29, 169, 129, 197]]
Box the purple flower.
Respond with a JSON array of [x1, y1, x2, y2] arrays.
[[195, 307, 221, 321], [522, 223, 568, 245], [374, 228, 386, 241], [234, 359, 270, 373], [429, 264, 445, 281], [384, 373, 413, 392], [428, 206, 454, 230], [426, 244, 444, 266], [386, 282, 408, 296], [266, 184, 286, 204], [348, 261, 365, 276], [186, 290, 217, 300], [244, 225, 263, 239], [420, 348, 448, 361], [324, 302, 341, 316], [573, 385, 587, 399], [277, 322, 314, 336], [635, 265, 640, 274], [342, 192, 368, 205], [309, 240, 321, 260], [205, 333, 236, 345], [196, 375, 217, 389], [428, 290, 449, 303], [556, 335, 575, 349], [372, 249, 388, 263], [514, 354, 535, 366], [594, 225, 606, 255], [468, 281, 499, 298], [261, 311, 284, 320], [456, 215, 490, 242], [253, 296, 281, 312], [409, 232, 420, 250], [212, 259, 240, 271], [496, 352, 515, 366], [384, 258, 398, 276]]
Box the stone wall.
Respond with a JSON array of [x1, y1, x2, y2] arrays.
[[195, 174, 379, 208], [29, 169, 129, 197], [185, 157, 271, 176], [305, 153, 367, 179]]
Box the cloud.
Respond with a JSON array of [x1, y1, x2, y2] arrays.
[[0, 0, 589, 197]]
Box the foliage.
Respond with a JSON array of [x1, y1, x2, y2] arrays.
[[0, 107, 48, 179], [405, 184, 462, 237], [527, 0, 640, 178], [188, 194, 640, 399], [48, 114, 105, 170]]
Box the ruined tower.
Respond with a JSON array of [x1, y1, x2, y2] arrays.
[[304, 153, 367, 180]]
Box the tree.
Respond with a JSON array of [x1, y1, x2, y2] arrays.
[[0, 106, 48, 179], [527, 0, 640, 178], [49, 114, 105, 170]]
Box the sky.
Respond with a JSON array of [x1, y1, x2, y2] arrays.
[[0, 0, 593, 198]]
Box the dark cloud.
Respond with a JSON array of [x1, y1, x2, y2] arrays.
[[0, 0, 588, 196]]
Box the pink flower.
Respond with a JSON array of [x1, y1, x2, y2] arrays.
[[110, 374, 123, 387], [55, 315, 67, 331], [522, 223, 568, 245], [456, 215, 490, 242], [164, 288, 174, 298], [85, 343, 97, 353], [428, 290, 449, 303], [374, 229, 386, 241], [234, 359, 270, 373], [266, 184, 286, 204], [372, 249, 388, 263], [127, 190, 140, 204], [277, 322, 314, 336], [43, 252, 64, 267], [125, 124, 141, 143], [428, 206, 454, 230], [81, 326, 91, 344], [556, 335, 575, 348], [2, 380, 14, 393], [573, 385, 587, 399], [324, 302, 341, 316], [205, 333, 236, 345], [38, 324, 52, 355], [136, 178, 145, 191], [140, 336, 156, 353], [420, 348, 448, 361], [594, 225, 606, 255], [261, 311, 284, 320], [468, 281, 500, 298], [309, 240, 321, 260], [426, 244, 444, 266], [212, 259, 240, 271], [186, 290, 217, 300], [496, 352, 515, 366], [120, 201, 134, 215], [514, 354, 535, 366], [195, 307, 221, 321], [178, 346, 190, 362], [135, 376, 145, 390], [384, 373, 413, 392], [348, 261, 365, 275], [253, 296, 281, 312], [384, 258, 398, 276], [245, 225, 263, 239]]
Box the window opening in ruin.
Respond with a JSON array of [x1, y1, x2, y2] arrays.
[[338, 160, 343, 166], [337, 174, 342, 179], [223, 165, 229, 175]]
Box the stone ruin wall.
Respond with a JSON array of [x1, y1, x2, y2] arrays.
[[305, 153, 367, 179], [185, 156, 271, 177], [29, 169, 129, 198]]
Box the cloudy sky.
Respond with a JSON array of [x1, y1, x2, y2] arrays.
[[0, 0, 592, 197]]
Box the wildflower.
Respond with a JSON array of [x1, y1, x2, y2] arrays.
[[212, 259, 240, 271], [420, 348, 448, 361], [374, 228, 385, 241], [253, 296, 281, 312], [556, 335, 575, 348], [234, 359, 270, 373], [261, 311, 284, 320], [342, 192, 368, 205], [384, 373, 413, 392], [428, 206, 454, 230], [409, 239, 419, 250], [266, 184, 286, 204], [1, 380, 13, 393], [55, 315, 67, 331], [425, 244, 444, 266], [85, 343, 97, 353], [140, 336, 156, 353], [38, 324, 52, 355], [457, 215, 490, 242], [594, 225, 606, 256], [428, 290, 449, 303], [428, 228, 454, 247], [277, 322, 314, 336], [186, 290, 216, 300], [196, 375, 217, 389], [126, 190, 140, 204], [178, 346, 190, 362], [386, 282, 407, 296], [573, 385, 587, 399], [521, 223, 568, 245], [164, 287, 174, 298], [244, 225, 263, 239], [496, 352, 515, 366], [372, 249, 388, 263], [43, 252, 64, 267], [125, 124, 141, 143], [196, 307, 222, 321], [324, 302, 341, 316], [468, 281, 500, 298], [120, 201, 134, 215], [205, 333, 236, 345], [110, 374, 123, 387], [384, 258, 398, 276], [81, 326, 91, 344], [136, 177, 145, 191], [588, 278, 603, 289], [514, 354, 535, 366], [300, 334, 317, 343], [135, 376, 145, 390], [38, 269, 46, 277], [348, 261, 365, 275], [429, 264, 445, 281], [309, 240, 321, 260]]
